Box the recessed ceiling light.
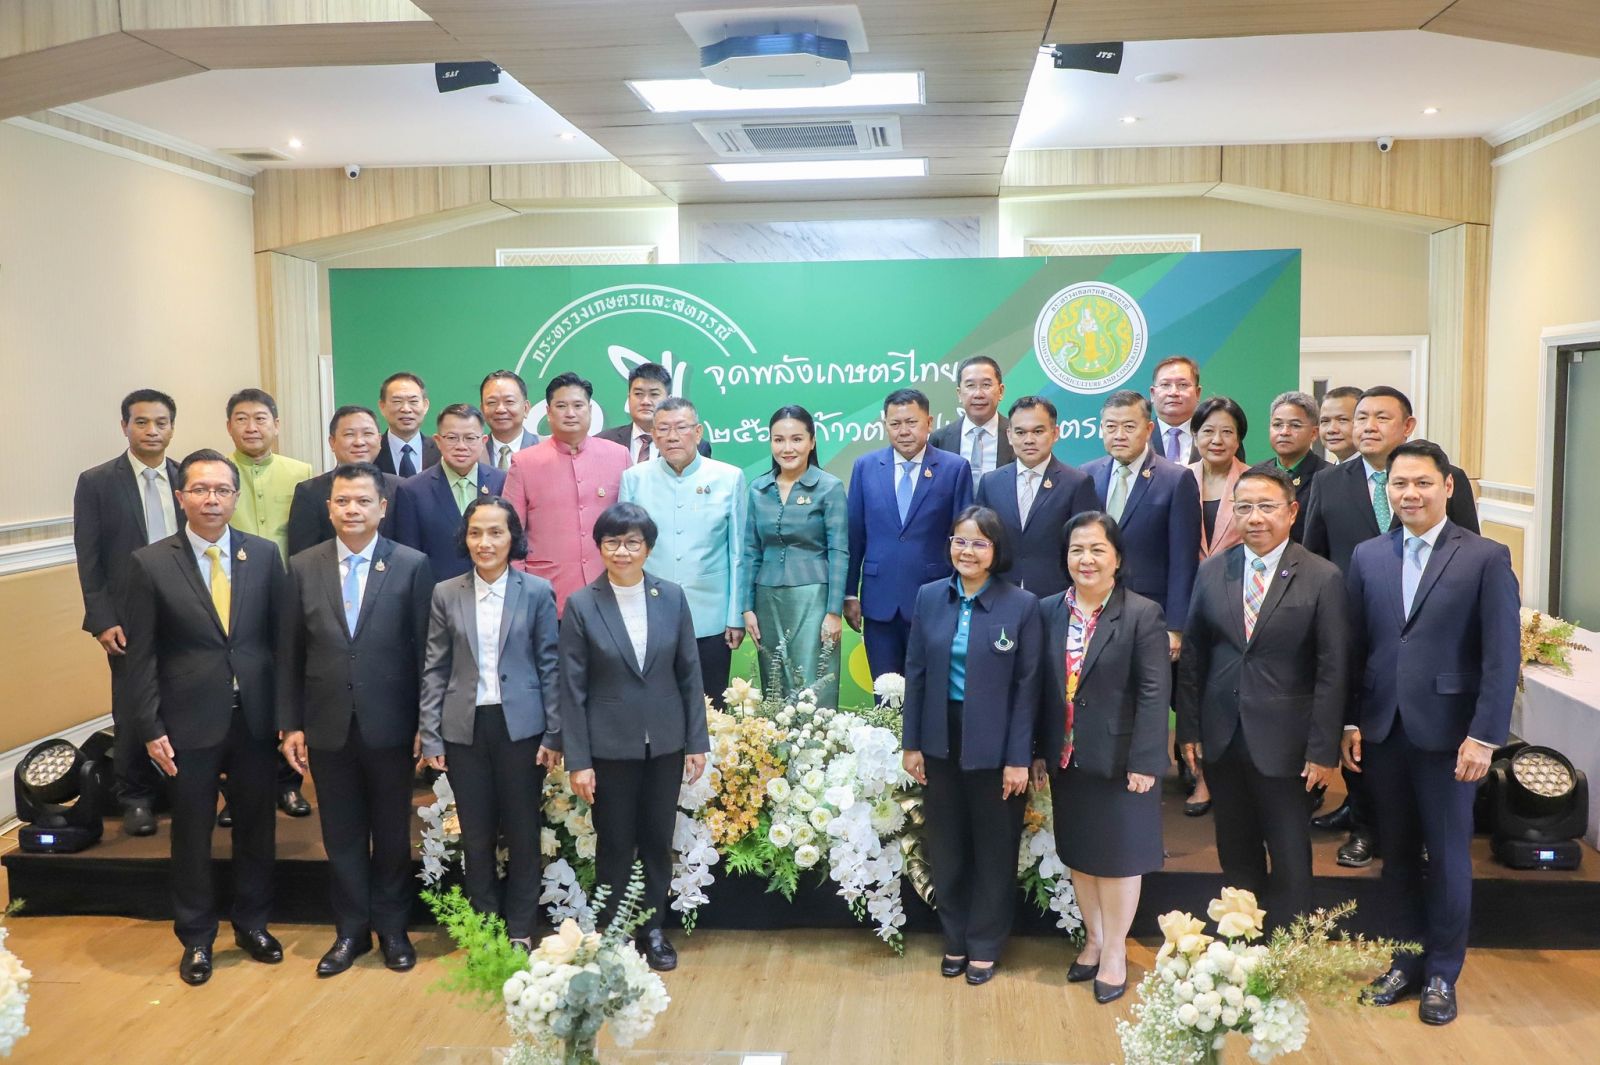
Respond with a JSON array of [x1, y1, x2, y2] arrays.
[[556, 131, 578, 141], [1119, 116, 1139, 124], [628, 71, 923, 113], [488, 93, 534, 106], [1134, 72, 1179, 84], [287, 137, 302, 150], [1422, 106, 1440, 115], [710, 158, 927, 182]]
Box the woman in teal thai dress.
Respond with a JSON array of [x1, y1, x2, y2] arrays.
[[741, 405, 848, 708]]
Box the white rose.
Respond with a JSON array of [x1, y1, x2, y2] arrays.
[[1176, 1003, 1200, 1027], [766, 777, 792, 802], [768, 822, 794, 848], [793, 824, 816, 846], [575, 833, 597, 860], [794, 844, 821, 869], [540, 828, 559, 857], [793, 791, 818, 813], [808, 807, 833, 831], [802, 769, 827, 793]]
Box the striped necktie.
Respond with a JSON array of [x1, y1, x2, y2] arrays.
[[1244, 557, 1268, 640]]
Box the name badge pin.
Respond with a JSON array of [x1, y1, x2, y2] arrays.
[[649, 587, 660, 597], [993, 628, 1015, 653], [375, 559, 386, 572]]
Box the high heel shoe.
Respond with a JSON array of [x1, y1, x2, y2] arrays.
[[1093, 977, 1127, 1004], [940, 955, 967, 978], [1066, 960, 1100, 983]]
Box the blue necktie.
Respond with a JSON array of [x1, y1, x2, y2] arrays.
[[896, 460, 916, 523], [398, 443, 417, 478], [1402, 536, 1426, 618], [343, 555, 365, 635], [1165, 427, 1183, 462]]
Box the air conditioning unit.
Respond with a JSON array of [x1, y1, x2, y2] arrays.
[[694, 114, 902, 158]]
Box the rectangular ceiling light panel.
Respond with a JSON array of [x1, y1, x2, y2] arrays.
[[710, 157, 927, 181], [628, 71, 922, 113]]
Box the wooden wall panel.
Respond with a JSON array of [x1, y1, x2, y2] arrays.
[[128, 22, 461, 68], [1428, 223, 1489, 478], [0, 30, 202, 118], [1002, 147, 1222, 189], [1046, 0, 1449, 43], [118, 0, 432, 31], [255, 252, 324, 464], [252, 165, 495, 252], [490, 161, 664, 208], [1425, 0, 1600, 60], [1482, 520, 1526, 587], [0, 0, 121, 58], [1494, 98, 1600, 158], [0, 565, 111, 752]]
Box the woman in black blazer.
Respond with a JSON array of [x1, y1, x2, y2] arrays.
[[903, 505, 1042, 986], [1033, 511, 1171, 1004], [554, 502, 708, 973]]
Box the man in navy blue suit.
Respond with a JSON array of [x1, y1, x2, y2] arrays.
[[1344, 440, 1519, 1027], [391, 404, 506, 581], [845, 388, 973, 677], [1080, 390, 1201, 658]]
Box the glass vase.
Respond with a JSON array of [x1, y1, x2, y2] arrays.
[[562, 1035, 599, 1065]]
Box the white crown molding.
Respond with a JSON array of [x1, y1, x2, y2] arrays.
[[0, 713, 114, 827], [1486, 77, 1600, 147], [4, 116, 254, 196], [51, 102, 262, 177], [1492, 111, 1600, 168], [0, 535, 75, 577]]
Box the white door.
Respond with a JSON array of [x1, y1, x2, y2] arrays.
[[1299, 336, 1429, 438]]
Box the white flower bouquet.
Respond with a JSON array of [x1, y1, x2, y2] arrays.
[[0, 914, 30, 1058]]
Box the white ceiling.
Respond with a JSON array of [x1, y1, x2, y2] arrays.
[[82, 63, 614, 168], [1014, 31, 1600, 150]]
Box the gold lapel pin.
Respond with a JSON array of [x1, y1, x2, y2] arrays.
[[923, 468, 933, 479], [236, 548, 247, 561], [375, 559, 386, 572], [796, 495, 811, 505], [1292, 476, 1302, 487], [649, 587, 659, 597], [1142, 469, 1152, 479], [597, 487, 607, 498], [481, 484, 490, 494], [1042, 479, 1053, 489]]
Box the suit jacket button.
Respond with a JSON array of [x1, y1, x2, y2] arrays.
[[501, 673, 508, 681]]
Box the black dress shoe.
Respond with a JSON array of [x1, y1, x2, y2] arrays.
[[379, 932, 416, 972], [1066, 960, 1100, 983], [1093, 978, 1127, 1004], [1183, 799, 1212, 817], [233, 928, 283, 964], [278, 788, 312, 817], [316, 936, 371, 977], [1364, 968, 1415, 1007], [965, 963, 996, 986], [123, 805, 157, 837], [1418, 976, 1457, 1025], [1307, 784, 1327, 814], [940, 955, 968, 978], [639, 930, 677, 972], [215, 803, 233, 828], [1177, 759, 1197, 794], [179, 945, 212, 986], [1337, 831, 1375, 867], [1311, 801, 1355, 832]]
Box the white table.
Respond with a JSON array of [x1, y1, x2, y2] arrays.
[[1512, 628, 1600, 849]]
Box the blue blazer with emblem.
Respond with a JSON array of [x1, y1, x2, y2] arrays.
[[1346, 521, 1521, 752], [902, 577, 1042, 770], [1080, 452, 1201, 630], [845, 445, 973, 623], [391, 462, 507, 582]]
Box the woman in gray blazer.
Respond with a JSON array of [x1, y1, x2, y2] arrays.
[[419, 496, 560, 947], [556, 501, 708, 972]]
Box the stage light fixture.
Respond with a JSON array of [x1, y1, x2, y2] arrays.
[[1486, 743, 1588, 870], [14, 731, 114, 853]]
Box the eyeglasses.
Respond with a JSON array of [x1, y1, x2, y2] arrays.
[[949, 536, 993, 552], [183, 486, 237, 500], [654, 422, 697, 438], [1231, 502, 1286, 517], [438, 433, 483, 446], [600, 538, 647, 555]]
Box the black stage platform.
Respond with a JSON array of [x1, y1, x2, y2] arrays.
[[7, 775, 1597, 948]]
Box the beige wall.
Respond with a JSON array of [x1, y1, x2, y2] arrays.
[[999, 195, 1432, 338], [1483, 122, 1600, 489]]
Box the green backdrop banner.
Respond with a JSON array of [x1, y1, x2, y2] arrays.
[[330, 250, 1301, 705]]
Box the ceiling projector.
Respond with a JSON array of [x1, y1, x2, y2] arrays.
[[700, 32, 852, 89]]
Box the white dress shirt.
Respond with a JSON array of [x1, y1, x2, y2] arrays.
[[960, 414, 1001, 481], [1156, 419, 1193, 464], [185, 526, 232, 588], [628, 424, 655, 463], [611, 578, 648, 669], [489, 432, 529, 469], [1241, 537, 1291, 612], [894, 447, 928, 492], [386, 430, 424, 473], [129, 452, 178, 542], [1016, 457, 1051, 525], [474, 569, 508, 705], [335, 536, 376, 617]]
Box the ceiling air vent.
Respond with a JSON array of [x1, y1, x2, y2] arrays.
[[220, 147, 292, 163], [694, 114, 902, 158]]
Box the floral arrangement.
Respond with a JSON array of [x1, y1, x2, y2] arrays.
[[1519, 609, 1590, 687], [0, 905, 29, 1059], [1118, 888, 1415, 1065]]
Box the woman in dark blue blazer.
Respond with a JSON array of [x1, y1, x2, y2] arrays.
[[1033, 511, 1171, 1004], [903, 505, 1042, 985]]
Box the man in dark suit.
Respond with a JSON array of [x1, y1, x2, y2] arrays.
[[929, 355, 1012, 490], [844, 388, 973, 677], [1177, 467, 1347, 924], [123, 449, 286, 985], [280, 462, 435, 977], [1150, 355, 1203, 464], [1251, 391, 1327, 543], [1081, 391, 1202, 653], [1303, 385, 1479, 865], [393, 403, 506, 581], [594, 361, 711, 462], [73, 389, 183, 836], [479, 369, 541, 471], [1318, 386, 1362, 464], [374, 371, 439, 477], [974, 396, 1097, 598], [1344, 440, 1519, 1026], [286, 405, 401, 557]]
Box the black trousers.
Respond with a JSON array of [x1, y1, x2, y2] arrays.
[[1204, 731, 1316, 927], [591, 749, 683, 934], [697, 634, 733, 710], [444, 706, 547, 940], [108, 651, 161, 808], [863, 616, 911, 680], [169, 708, 277, 948], [922, 700, 1025, 962], [308, 717, 415, 939]]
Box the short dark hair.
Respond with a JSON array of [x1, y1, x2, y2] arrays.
[[458, 495, 527, 561], [226, 388, 278, 420], [436, 402, 485, 428], [951, 505, 1011, 575], [546, 371, 593, 404], [1061, 510, 1125, 579], [479, 369, 528, 400], [1359, 385, 1413, 419], [330, 461, 385, 495], [1008, 395, 1058, 422], [1190, 395, 1248, 440], [379, 372, 427, 401], [592, 501, 658, 550], [628, 362, 673, 389], [956, 356, 1002, 384], [1324, 385, 1364, 403], [328, 404, 380, 437], [1387, 439, 1452, 476], [655, 396, 698, 422], [1152, 355, 1200, 386], [1236, 465, 1296, 502], [178, 448, 238, 489], [883, 388, 929, 414], [1270, 390, 1318, 423], [122, 388, 176, 424], [1100, 390, 1151, 419], [768, 405, 819, 472]]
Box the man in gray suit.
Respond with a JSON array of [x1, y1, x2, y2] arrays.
[[930, 355, 1012, 488], [480, 369, 541, 470], [279, 462, 435, 977]]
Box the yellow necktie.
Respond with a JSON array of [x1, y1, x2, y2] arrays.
[[205, 545, 231, 634]]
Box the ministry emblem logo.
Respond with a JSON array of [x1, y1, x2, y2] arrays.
[[1032, 281, 1149, 394]]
